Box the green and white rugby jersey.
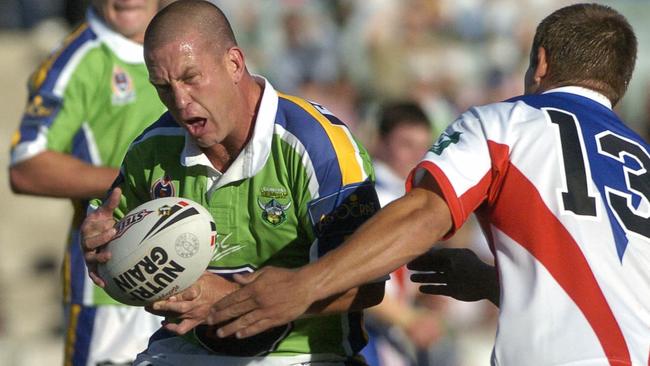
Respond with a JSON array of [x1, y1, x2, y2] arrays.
[[110, 78, 381, 357], [10, 9, 166, 305]]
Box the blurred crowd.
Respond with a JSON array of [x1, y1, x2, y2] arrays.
[[1, 1, 649, 366]]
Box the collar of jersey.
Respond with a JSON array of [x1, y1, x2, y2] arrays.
[[542, 86, 612, 109], [180, 76, 278, 191], [87, 7, 144, 64]]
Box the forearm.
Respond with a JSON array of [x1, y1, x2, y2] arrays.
[[301, 185, 452, 305], [305, 282, 384, 316], [10, 151, 119, 199]]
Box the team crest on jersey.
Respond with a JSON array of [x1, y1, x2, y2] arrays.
[[24, 94, 54, 117], [150, 175, 176, 199], [111, 65, 135, 105], [430, 131, 462, 155], [258, 198, 292, 226]]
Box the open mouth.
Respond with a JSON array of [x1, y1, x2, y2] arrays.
[[184, 117, 207, 136]]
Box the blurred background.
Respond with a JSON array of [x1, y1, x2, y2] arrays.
[[1, 0, 648, 365]]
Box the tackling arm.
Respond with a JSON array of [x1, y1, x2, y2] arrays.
[[209, 172, 451, 338]]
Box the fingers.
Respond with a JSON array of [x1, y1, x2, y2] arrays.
[[82, 223, 117, 251], [216, 310, 276, 339], [410, 272, 447, 284], [208, 296, 258, 325], [163, 318, 199, 336], [88, 270, 106, 288], [418, 284, 454, 297], [233, 270, 261, 286], [99, 187, 122, 214], [407, 248, 452, 271]]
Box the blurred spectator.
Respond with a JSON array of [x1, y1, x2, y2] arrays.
[[0, 0, 64, 29], [362, 101, 448, 366]]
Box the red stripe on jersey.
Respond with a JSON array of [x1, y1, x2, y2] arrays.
[[178, 201, 189, 207], [407, 162, 465, 237], [490, 164, 630, 365]]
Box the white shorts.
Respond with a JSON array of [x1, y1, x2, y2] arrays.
[[64, 304, 163, 366], [133, 336, 349, 366]]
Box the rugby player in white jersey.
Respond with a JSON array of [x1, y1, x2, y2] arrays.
[[212, 4, 650, 365]]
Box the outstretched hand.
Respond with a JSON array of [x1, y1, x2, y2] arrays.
[[207, 266, 315, 339], [79, 187, 121, 287], [408, 247, 499, 306], [146, 272, 239, 335]]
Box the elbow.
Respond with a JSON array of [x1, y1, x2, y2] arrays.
[[9, 166, 28, 194]]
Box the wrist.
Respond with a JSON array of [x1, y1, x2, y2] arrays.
[[296, 264, 326, 305]]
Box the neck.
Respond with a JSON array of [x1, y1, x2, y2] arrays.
[[204, 75, 264, 172]]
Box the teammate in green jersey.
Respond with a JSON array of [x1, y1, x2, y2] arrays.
[[9, 1, 166, 365], [81, 1, 385, 364]]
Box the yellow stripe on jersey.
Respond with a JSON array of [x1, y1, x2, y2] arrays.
[[64, 304, 81, 366], [278, 93, 364, 186], [10, 130, 20, 149], [30, 23, 89, 91]]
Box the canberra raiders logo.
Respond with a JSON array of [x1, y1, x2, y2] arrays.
[[257, 198, 291, 226]]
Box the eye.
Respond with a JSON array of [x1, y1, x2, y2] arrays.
[[184, 73, 200, 84], [152, 82, 171, 93]]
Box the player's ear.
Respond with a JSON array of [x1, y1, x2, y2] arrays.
[[225, 46, 245, 83], [533, 47, 549, 84]]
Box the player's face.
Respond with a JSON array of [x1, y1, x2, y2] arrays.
[[383, 123, 432, 179], [146, 36, 240, 150], [93, 0, 158, 43]]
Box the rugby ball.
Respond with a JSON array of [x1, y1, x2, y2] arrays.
[[98, 197, 217, 306]]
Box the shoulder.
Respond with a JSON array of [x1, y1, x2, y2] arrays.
[[128, 112, 184, 151], [275, 93, 350, 139], [273, 92, 365, 156], [28, 23, 102, 94]]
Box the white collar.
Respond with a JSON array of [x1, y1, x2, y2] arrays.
[[543, 86, 612, 109], [87, 7, 144, 64], [180, 76, 278, 190]]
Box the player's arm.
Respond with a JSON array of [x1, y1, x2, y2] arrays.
[[209, 172, 449, 338], [10, 150, 119, 199], [9, 53, 117, 199]]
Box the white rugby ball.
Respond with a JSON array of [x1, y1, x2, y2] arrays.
[[98, 197, 216, 306]]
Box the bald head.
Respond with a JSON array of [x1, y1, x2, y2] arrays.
[[144, 0, 237, 56]]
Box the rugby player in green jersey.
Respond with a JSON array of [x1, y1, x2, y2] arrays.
[[81, 1, 385, 364]]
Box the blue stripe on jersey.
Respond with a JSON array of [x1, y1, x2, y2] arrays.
[[18, 25, 97, 134], [16, 121, 41, 145], [71, 127, 94, 163], [65, 304, 96, 366], [38, 25, 97, 95], [276, 96, 343, 197], [69, 229, 88, 304], [131, 111, 178, 145], [515, 92, 649, 260]]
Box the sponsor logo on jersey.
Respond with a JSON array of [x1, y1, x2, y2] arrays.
[[430, 131, 462, 155], [258, 198, 292, 226], [111, 65, 135, 105], [24, 95, 54, 117], [113, 208, 153, 240], [260, 186, 288, 199], [308, 182, 380, 251], [150, 175, 176, 199]]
